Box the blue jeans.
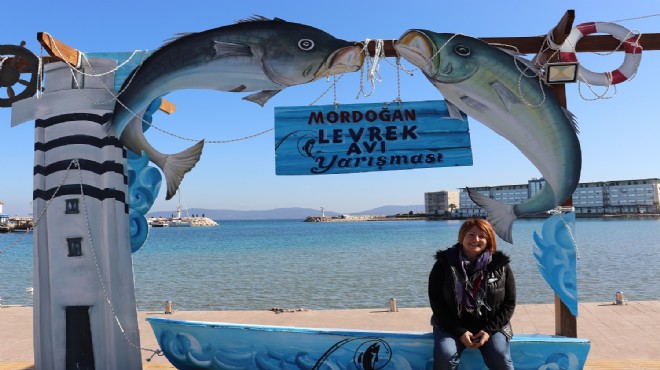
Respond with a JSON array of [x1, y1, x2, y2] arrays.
[[432, 326, 514, 370]]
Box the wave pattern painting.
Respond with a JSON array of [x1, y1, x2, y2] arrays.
[[148, 318, 590, 370], [532, 212, 578, 316], [127, 98, 163, 253]]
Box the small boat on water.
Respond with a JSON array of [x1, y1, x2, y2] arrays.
[[168, 219, 192, 227], [166, 191, 192, 227], [149, 219, 169, 227], [147, 317, 590, 370]]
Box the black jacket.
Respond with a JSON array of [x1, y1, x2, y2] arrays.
[[428, 245, 516, 338]]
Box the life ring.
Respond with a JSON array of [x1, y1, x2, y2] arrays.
[[559, 22, 642, 86]]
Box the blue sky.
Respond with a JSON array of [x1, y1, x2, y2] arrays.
[[1, 1, 659, 216]]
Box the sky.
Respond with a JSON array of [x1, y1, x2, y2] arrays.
[[1, 1, 659, 216]]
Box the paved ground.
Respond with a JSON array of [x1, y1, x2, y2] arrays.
[[2, 300, 660, 369]]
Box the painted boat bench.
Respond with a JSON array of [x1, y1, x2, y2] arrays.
[[148, 317, 590, 370]]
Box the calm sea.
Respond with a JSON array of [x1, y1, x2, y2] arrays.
[[1, 218, 659, 311]]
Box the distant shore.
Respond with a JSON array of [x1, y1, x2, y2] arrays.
[[305, 213, 660, 222]]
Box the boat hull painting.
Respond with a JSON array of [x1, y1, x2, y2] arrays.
[[147, 318, 591, 369]]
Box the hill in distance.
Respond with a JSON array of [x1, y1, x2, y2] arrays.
[[147, 205, 425, 220]]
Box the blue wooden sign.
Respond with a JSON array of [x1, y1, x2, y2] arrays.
[[274, 100, 472, 175]]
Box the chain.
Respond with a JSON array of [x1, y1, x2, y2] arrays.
[[308, 74, 345, 106], [0, 160, 77, 255], [547, 207, 580, 259], [74, 159, 162, 358]]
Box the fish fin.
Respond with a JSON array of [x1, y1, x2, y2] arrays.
[[562, 107, 580, 134], [445, 100, 465, 119], [497, 47, 540, 74], [163, 140, 205, 200], [229, 84, 247, 92], [236, 15, 273, 23], [460, 95, 488, 113], [162, 32, 196, 46], [243, 90, 282, 106], [490, 81, 522, 111], [467, 187, 517, 244], [213, 41, 252, 59]]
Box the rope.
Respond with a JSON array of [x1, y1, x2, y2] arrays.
[[610, 13, 660, 23], [43, 34, 273, 144], [45, 33, 149, 79], [355, 39, 385, 98]]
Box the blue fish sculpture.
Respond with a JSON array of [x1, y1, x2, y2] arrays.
[[111, 16, 364, 199], [394, 30, 581, 243]]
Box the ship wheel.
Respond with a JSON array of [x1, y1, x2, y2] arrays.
[[0, 42, 39, 107]]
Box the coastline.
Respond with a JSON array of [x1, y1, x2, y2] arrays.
[[304, 213, 660, 222], [2, 301, 660, 368]]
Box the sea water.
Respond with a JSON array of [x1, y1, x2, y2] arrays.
[[0, 218, 659, 311]]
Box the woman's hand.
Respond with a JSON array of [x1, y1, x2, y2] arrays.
[[460, 331, 476, 348], [470, 330, 490, 348]]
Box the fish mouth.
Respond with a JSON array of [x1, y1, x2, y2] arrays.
[[314, 45, 364, 79], [441, 63, 452, 75], [394, 30, 436, 75]]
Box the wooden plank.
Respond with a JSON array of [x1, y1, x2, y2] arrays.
[[37, 32, 80, 68], [549, 10, 575, 47], [371, 33, 660, 57], [159, 99, 176, 115]]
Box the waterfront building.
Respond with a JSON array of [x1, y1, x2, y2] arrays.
[[424, 190, 459, 215], [573, 178, 660, 214], [455, 177, 660, 217], [0, 201, 7, 225]]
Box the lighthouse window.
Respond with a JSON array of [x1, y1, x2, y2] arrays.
[[65, 199, 80, 214], [67, 237, 83, 257]]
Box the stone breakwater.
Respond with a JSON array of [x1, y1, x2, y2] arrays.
[[186, 217, 218, 226], [147, 217, 218, 226]]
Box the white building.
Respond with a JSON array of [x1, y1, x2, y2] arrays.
[[424, 190, 459, 216], [573, 178, 660, 214], [457, 177, 660, 217]]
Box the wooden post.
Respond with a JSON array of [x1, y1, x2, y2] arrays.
[[544, 13, 578, 338], [550, 79, 577, 338]]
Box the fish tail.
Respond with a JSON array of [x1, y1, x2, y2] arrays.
[[467, 188, 517, 244], [163, 140, 205, 200]]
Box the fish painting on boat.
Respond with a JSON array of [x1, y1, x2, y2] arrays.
[[394, 30, 581, 243], [111, 16, 364, 199]]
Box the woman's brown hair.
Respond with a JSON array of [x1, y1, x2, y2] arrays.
[[457, 218, 497, 253]]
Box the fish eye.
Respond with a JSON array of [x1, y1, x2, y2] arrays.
[[454, 45, 470, 57], [298, 39, 315, 51]]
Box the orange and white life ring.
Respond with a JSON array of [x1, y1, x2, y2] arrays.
[[559, 22, 642, 86]]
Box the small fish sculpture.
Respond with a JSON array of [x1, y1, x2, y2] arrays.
[[112, 16, 364, 199], [394, 30, 581, 243]]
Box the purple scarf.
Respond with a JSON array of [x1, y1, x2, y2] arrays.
[[449, 244, 492, 317]]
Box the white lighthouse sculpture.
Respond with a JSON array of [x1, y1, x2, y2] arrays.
[[12, 58, 142, 369]]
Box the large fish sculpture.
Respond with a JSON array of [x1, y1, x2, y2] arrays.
[[111, 16, 364, 199], [394, 30, 581, 243]]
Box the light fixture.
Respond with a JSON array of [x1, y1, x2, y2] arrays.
[[545, 62, 579, 84]]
